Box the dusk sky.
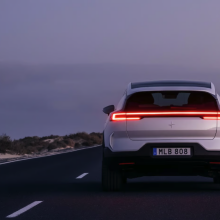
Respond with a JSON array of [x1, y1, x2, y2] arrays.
[[0, 1, 220, 139], [1, 1, 220, 69]]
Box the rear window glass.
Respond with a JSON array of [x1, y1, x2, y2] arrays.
[[131, 81, 211, 89], [125, 91, 218, 111]]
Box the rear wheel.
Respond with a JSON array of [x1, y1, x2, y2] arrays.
[[213, 177, 220, 184], [122, 177, 127, 184], [102, 162, 123, 191]]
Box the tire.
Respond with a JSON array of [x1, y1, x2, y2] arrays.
[[213, 177, 220, 184], [102, 162, 123, 191], [122, 177, 127, 184]]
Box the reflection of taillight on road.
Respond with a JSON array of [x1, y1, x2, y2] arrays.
[[111, 111, 220, 121]]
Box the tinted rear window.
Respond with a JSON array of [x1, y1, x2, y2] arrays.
[[131, 81, 211, 89], [125, 91, 218, 111]]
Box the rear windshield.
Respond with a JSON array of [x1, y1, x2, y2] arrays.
[[125, 91, 218, 111]]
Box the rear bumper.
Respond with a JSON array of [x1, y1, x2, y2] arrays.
[[103, 143, 220, 178]]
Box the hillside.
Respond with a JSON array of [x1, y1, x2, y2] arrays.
[[0, 132, 102, 155]]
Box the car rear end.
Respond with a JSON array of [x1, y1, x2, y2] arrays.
[[102, 81, 220, 191]]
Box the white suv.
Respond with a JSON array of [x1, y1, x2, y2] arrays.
[[102, 80, 220, 191]]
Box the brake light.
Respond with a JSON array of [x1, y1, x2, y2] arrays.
[[111, 112, 220, 121], [210, 162, 220, 164], [111, 113, 140, 121], [119, 162, 135, 165], [203, 117, 220, 120]]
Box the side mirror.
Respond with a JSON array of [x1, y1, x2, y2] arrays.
[[103, 105, 115, 115]]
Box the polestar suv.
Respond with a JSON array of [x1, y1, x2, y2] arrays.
[[102, 80, 220, 191]]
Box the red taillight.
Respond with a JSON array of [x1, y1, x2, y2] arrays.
[[210, 162, 220, 164], [111, 112, 140, 121], [119, 162, 135, 165], [111, 111, 220, 121], [203, 117, 220, 120]]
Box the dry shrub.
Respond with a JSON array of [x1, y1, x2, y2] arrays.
[[56, 141, 66, 148], [81, 141, 93, 146], [74, 143, 82, 149], [26, 146, 38, 154], [10, 141, 25, 155], [67, 132, 91, 141], [0, 134, 12, 154], [40, 135, 60, 140], [47, 142, 58, 151], [65, 132, 103, 145], [0, 132, 103, 155], [47, 140, 66, 151], [89, 132, 102, 145], [63, 138, 75, 147]]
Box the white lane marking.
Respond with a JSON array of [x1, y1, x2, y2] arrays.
[[0, 145, 100, 166], [6, 201, 43, 218], [76, 173, 88, 179]]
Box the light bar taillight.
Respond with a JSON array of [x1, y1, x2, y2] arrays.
[[119, 162, 135, 165], [203, 117, 220, 120], [111, 112, 220, 121], [111, 113, 140, 121]]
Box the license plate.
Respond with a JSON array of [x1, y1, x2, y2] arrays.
[[153, 148, 191, 156]]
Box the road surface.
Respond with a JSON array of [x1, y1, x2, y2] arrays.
[[1, 146, 220, 219]]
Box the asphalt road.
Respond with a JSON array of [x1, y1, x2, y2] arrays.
[[1, 146, 220, 220]]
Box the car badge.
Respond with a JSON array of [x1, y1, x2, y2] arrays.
[[169, 122, 175, 128]]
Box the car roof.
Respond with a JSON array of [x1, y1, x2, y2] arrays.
[[127, 80, 216, 96]]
